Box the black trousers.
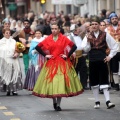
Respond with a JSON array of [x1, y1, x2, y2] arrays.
[[89, 61, 109, 86], [110, 52, 120, 73], [75, 56, 88, 88]]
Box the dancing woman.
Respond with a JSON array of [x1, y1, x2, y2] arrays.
[[33, 22, 83, 111]]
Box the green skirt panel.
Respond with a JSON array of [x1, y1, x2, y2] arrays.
[[33, 61, 83, 98]]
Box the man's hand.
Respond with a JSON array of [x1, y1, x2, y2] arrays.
[[86, 34, 92, 42], [104, 56, 111, 63]]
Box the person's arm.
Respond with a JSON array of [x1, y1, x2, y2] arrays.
[[35, 45, 46, 57], [81, 35, 91, 52], [67, 44, 77, 58], [35, 45, 53, 59]]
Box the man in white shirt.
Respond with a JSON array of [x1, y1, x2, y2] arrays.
[[105, 12, 120, 91], [82, 15, 119, 109]]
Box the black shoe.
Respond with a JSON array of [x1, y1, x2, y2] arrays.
[[110, 82, 115, 88], [6, 92, 10, 96], [106, 101, 115, 109], [56, 106, 62, 111], [12, 91, 18, 96], [53, 103, 57, 110], [3, 84, 6, 92], [84, 87, 90, 90], [114, 84, 120, 91]]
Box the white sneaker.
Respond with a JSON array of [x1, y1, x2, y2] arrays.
[[94, 101, 100, 109], [107, 102, 115, 109], [94, 104, 100, 109]]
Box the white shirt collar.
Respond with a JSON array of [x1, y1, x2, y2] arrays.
[[112, 25, 118, 30], [94, 31, 99, 38]]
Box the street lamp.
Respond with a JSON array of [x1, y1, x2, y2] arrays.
[[40, 0, 46, 4], [40, 0, 46, 13]]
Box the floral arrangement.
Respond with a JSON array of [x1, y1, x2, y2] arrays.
[[15, 42, 26, 53]]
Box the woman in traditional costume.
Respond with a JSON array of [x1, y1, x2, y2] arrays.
[[33, 23, 83, 111], [0, 28, 25, 96], [24, 29, 45, 91]]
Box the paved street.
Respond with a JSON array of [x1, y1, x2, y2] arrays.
[[0, 89, 120, 120], [0, 58, 120, 120]]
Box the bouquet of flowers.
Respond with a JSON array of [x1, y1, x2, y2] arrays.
[[15, 42, 26, 53]]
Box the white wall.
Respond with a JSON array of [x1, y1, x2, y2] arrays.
[[80, 0, 98, 17]]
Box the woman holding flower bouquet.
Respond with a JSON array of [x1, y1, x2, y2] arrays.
[[0, 28, 25, 96], [24, 29, 46, 91]]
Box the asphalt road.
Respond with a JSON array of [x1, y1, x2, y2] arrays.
[[0, 89, 120, 120], [0, 58, 120, 120]]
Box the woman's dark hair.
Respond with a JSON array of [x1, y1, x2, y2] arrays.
[[51, 22, 61, 29], [50, 22, 64, 34], [100, 21, 106, 25], [35, 29, 43, 34]]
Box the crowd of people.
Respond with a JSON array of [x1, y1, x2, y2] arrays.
[[0, 9, 120, 111]]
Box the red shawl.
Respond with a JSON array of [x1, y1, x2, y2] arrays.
[[38, 33, 74, 87]]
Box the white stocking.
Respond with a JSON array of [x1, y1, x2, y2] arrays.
[[92, 87, 99, 102], [103, 88, 110, 102], [113, 74, 119, 84]]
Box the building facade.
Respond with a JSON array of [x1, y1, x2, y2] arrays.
[[52, 0, 120, 17], [2, 0, 120, 18], [80, 0, 118, 17]]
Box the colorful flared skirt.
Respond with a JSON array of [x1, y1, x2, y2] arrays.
[[33, 59, 83, 98]]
